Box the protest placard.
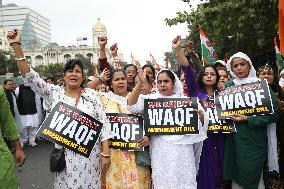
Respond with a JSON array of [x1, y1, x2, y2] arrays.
[[215, 80, 274, 119], [144, 97, 199, 135], [107, 113, 144, 151], [37, 102, 103, 158], [200, 99, 236, 133]]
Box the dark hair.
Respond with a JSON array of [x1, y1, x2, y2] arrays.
[[197, 65, 220, 91], [4, 79, 13, 85], [64, 59, 84, 75], [124, 64, 137, 72], [64, 59, 85, 87], [142, 64, 155, 78], [45, 77, 55, 82], [157, 70, 175, 83], [109, 69, 127, 92]]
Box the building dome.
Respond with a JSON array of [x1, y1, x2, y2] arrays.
[[93, 18, 106, 32]]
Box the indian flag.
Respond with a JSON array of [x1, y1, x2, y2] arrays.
[[279, 0, 284, 56], [274, 37, 284, 70], [199, 27, 217, 65]]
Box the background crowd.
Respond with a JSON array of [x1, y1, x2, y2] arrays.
[[1, 24, 284, 189]]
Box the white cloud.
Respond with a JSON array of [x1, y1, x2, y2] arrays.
[[3, 0, 190, 65]]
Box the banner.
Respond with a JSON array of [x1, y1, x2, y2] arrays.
[[144, 98, 199, 135], [215, 80, 274, 119], [200, 99, 236, 133], [37, 102, 103, 158], [107, 113, 144, 151]]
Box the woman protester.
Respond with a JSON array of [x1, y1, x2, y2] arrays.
[[127, 61, 208, 189], [0, 85, 26, 189], [88, 69, 151, 189], [173, 35, 228, 189], [256, 64, 284, 188], [142, 64, 155, 83], [218, 69, 230, 90], [7, 29, 112, 189], [224, 52, 280, 189]]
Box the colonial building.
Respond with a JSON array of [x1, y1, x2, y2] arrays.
[[22, 18, 123, 68]]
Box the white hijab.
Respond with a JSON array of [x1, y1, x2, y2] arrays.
[[226, 52, 260, 85], [153, 69, 183, 98]]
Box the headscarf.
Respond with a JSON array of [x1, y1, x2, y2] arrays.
[[154, 69, 183, 96], [214, 60, 226, 67], [226, 52, 259, 85], [256, 64, 274, 77]]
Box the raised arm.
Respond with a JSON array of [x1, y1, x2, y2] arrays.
[[127, 60, 144, 106], [86, 68, 110, 89], [172, 35, 190, 67], [110, 43, 121, 70], [7, 29, 30, 74], [7, 29, 56, 101], [172, 36, 200, 97]]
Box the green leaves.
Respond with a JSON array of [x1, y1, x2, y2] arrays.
[[165, 0, 278, 58]]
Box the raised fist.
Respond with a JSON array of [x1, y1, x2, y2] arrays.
[[7, 29, 21, 44], [172, 35, 181, 50], [110, 43, 118, 57], [99, 36, 107, 48]]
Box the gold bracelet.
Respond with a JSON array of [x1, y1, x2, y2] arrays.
[[101, 152, 110, 158], [132, 88, 140, 93]]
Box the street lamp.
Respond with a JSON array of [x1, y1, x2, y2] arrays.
[[4, 54, 10, 73]]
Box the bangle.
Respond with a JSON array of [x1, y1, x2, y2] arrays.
[[10, 42, 21, 46], [101, 152, 110, 158], [97, 77, 103, 83], [15, 57, 26, 61], [132, 88, 140, 93]]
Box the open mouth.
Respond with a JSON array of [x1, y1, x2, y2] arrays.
[[70, 78, 78, 83], [117, 86, 125, 90]]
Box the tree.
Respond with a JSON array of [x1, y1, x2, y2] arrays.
[[34, 63, 64, 78], [75, 54, 94, 76], [0, 50, 19, 76], [165, 0, 279, 59]]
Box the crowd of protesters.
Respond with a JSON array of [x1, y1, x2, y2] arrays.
[[1, 29, 284, 189]]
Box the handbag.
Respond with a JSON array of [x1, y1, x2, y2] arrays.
[[136, 147, 151, 166], [50, 148, 66, 173]]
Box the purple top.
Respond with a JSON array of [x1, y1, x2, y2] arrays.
[[182, 65, 207, 99], [182, 65, 225, 189]]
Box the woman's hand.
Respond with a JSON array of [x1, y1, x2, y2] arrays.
[[193, 109, 204, 125], [15, 148, 26, 166], [99, 36, 107, 49], [110, 43, 118, 57], [138, 136, 150, 147], [101, 156, 111, 172], [134, 60, 146, 84], [172, 35, 189, 67], [100, 68, 110, 83], [229, 114, 248, 122], [218, 82, 226, 90], [172, 35, 182, 50], [7, 29, 21, 44]]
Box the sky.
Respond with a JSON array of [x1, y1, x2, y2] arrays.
[[3, 0, 191, 65]]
